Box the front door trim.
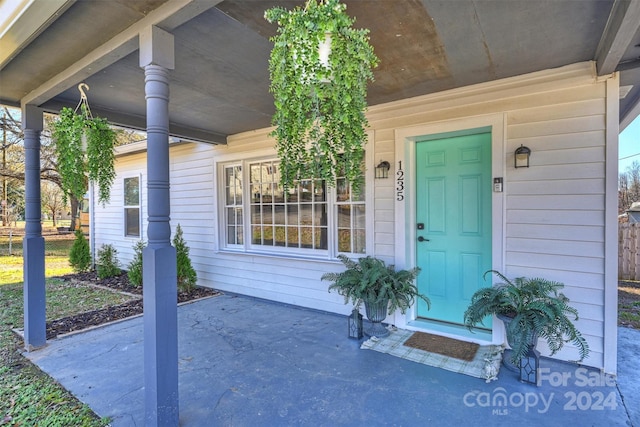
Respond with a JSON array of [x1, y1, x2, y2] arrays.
[[393, 113, 505, 344]]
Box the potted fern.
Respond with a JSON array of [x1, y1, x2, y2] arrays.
[[463, 270, 589, 367], [322, 255, 429, 337]]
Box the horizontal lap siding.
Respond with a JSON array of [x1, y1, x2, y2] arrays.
[[365, 64, 607, 367], [503, 84, 606, 367], [95, 144, 217, 270], [168, 144, 217, 271], [95, 63, 608, 367]]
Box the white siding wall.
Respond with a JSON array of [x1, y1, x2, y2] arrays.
[[93, 62, 616, 371], [377, 62, 612, 369]]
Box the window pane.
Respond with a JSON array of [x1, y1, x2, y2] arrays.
[[314, 203, 328, 226], [273, 183, 285, 203], [354, 205, 366, 228], [354, 179, 365, 202], [227, 226, 236, 245], [226, 167, 242, 205], [300, 204, 313, 225], [300, 180, 312, 201], [353, 229, 366, 253], [227, 208, 236, 225], [286, 185, 299, 203], [251, 204, 262, 225], [274, 226, 286, 247], [314, 180, 326, 201], [250, 164, 262, 183], [336, 178, 349, 202], [300, 227, 313, 248], [236, 225, 243, 245], [338, 205, 351, 227], [287, 227, 299, 247], [315, 227, 328, 249], [287, 205, 299, 225], [124, 177, 139, 206], [274, 205, 285, 225], [125, 208, 139, 237], [252, 225, 262, 244], [263, 226, 273, 245], [338, 229, 351, 253], [263, 205, 274, 225]]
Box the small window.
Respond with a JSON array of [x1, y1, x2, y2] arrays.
[[224, 165, 244, 245], [124, 176, 140, 237]]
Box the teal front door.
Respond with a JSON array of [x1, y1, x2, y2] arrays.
[[415, 132, 492, 327]]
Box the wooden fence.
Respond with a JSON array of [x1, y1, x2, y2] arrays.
[[619, 223, 640, 280]]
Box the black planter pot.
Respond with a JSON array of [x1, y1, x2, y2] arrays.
[[498, 313, 539, 372], [364, 299, 389, 337]]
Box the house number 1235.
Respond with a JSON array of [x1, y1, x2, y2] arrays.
[[396, 161, 404, 201]]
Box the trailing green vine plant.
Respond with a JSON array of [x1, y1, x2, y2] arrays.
[[52, 83, 116, 205], [265, 0, 378, 193]]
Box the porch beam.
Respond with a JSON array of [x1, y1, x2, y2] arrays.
[[140, 26, 179, 426], [595, 0, 640, 76], [22, 105, 45, 351], [0, 0, 76, 70], [20, 0, 222, 108]]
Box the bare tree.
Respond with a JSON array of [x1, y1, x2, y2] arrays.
[[0, 106, 26, 225], [41, 181, 67, 228], [619, 161, 640, 214]]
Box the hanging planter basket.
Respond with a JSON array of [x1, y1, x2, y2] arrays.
[[52, 83, 116, 205], [265, 0, 378, 193]]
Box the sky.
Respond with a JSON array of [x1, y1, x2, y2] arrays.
[[619, 116, 640, 174]]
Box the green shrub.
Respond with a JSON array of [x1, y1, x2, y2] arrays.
[[96, 244, 120, 279], [69, 229, 91, 273], [127, 241, 145, 287], [173, 224, 197, 293]]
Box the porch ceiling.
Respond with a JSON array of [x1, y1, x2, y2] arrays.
[[1, 0, 640, 143]]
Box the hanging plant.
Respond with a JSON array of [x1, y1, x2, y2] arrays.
[[52, 84, 116, 205], [265, 0, 378, 193]]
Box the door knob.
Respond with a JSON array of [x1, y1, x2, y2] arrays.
[[417, 236, 429, 242]]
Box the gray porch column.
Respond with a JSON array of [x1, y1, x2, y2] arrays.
[[140, 26, 178, 426], [22, 105, 45, 350]]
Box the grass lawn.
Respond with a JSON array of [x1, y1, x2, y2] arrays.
[[619, 281, 640, 328], [0, 231, 114, 426]]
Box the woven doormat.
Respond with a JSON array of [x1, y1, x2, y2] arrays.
[[404, 331, 479, 361], [361, 328, 504, 382]]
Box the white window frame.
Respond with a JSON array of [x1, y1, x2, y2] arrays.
[[217, 148, 373, 260], [123, 174, 142, 238]]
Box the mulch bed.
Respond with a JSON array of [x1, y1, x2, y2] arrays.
[[46, 271, 219, 339]]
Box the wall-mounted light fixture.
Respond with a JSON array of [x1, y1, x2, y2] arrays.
[[514, 145, 531, 168], [375, 161, 391, 179]]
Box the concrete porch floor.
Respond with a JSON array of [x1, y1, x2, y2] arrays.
[[25, 293, 639, 426]]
